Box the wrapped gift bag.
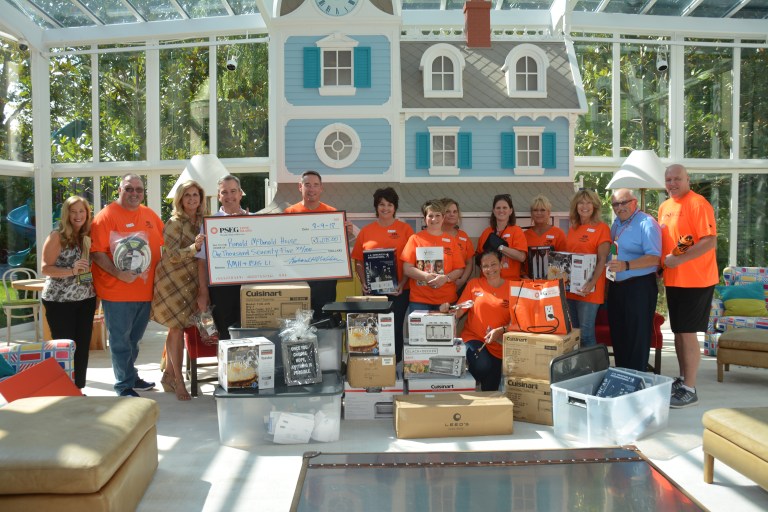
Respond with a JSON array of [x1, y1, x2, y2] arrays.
[[509, 279, 572, 335]]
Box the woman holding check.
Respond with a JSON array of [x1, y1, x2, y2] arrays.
[[440, 249, 511, 391]]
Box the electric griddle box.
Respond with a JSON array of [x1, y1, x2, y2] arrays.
[[549, 346, 673, 446]]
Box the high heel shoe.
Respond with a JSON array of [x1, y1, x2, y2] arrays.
[[160, 372, 176, 393], [174, 378, 191, 401]]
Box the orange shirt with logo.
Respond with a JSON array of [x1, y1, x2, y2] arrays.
[[564, 222, 610, 304], [457, 277, 511, 359], [524, 225, 567, 251], [658, 191, 718, 288], [454, 228, 475, 263], [476, 225, 528, 279], [351, 220, 415, 288], [283, 202, 336, 213], [401, 231, 465, 305]]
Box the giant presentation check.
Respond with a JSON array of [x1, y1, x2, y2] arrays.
[[204, 211, 352, 285]]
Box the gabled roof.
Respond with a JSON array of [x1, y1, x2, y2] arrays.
[[401, 40, 581, 112]]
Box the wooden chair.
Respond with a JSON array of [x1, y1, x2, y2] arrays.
[[594, 307, 664, 374], [183, 327, 217, 397], [2, 268, 41, 345]]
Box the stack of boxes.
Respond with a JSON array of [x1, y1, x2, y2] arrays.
[[502, 329, 580, 425]]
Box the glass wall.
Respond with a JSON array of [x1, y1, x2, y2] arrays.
[[574, 36, 612, 157], [737, 174, 767, 267], [51, 49, 93, 163], [0, 41, 32, 162], [740, 46, 768, 159]]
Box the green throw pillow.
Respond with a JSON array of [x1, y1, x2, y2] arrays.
[[0, 354, 15, 378], [716, 282, 767, 317]]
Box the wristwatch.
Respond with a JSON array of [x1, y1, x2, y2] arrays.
[[625, 260, 630, 271]]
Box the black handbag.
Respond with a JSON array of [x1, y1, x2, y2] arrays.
[[483, 232, 509, 252]]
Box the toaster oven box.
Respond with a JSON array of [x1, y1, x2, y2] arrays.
[[346, 355, 396, 388], [240, 282, 311, 328], [403, 341, 467, 379], [394, 392, 514, 439], [347, 313, 395, 356], [502, 329, 580, 380], [406, 374, 477, 394], [408, 311, 456, 345], [217, 337, 275, 391], [343, 380, 404, 420], [504, 376, 553, 425]]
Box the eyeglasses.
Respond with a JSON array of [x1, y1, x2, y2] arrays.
[[611, 199, 636, 208], [123, 186, 145, 194]]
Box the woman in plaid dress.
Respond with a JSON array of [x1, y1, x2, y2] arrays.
[[151, 180, 206, 400]]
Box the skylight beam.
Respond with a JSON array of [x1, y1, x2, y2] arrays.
[[22, 0, 64, 28], [121, 0, 147, 22], [221, 0, 236, 16], [724, 0, 750, 18], [70, 0, 105, 25], [170, 0, 190, 19], [681, 0, 704, 17], [640, 0, 657, 15]]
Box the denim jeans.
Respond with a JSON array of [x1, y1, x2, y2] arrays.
[[567, 298, 600, 347], [465, 339, 502, 391], [102, 300, 151, 394]]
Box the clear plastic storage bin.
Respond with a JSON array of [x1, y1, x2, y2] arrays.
[[214, 370, 343, 448], [550, 367, 673, 446]]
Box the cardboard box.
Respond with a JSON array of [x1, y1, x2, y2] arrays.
[[343, 380, 404, 420], [403, 342, 467, 379], [347, 312, 395, 356], [408, 311, 456, 345], [502, 329, 580, 380], [346, 355, 397, 388], [394, 392, 514, 439], [547, 252, 597, 295], [217, 337, 275, 391], [240, 282, 311, 328], [406, 374, 477, 394], [504, 376, 552, 426]]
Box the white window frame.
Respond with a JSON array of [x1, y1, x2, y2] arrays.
[[317, 33, 358, 97], [502, 44, 549, 98], [419, 44, 465, 99], [315, 123, 361, 169], [513, 126, 545, 175], [428, 126, 460, 176]]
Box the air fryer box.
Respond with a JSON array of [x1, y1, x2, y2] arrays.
[[346, 355, 396, 388], [217, 337, 275, 391], [347, 313, 395, 356], [504, 376, 552, 426], [394, 392, 514, 439], [502, 329, 580, 380], [240, 282, 311, 328], [408, 311, 456, 345], [343, 380, 404, 420], [403, 342, 467, 379], [547, 252, 597, 296]]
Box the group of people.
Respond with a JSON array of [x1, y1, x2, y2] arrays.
[[38, 164, 717, 409]]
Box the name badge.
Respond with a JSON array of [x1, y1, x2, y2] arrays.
[[126, 223, 135, 228], [442, 238, 451, 243], [387, 229, 397, 233], [546, 235, 555, 239], [587, 228, 596, 233]]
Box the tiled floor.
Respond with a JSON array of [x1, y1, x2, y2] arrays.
[[7, 321, 768, 511]]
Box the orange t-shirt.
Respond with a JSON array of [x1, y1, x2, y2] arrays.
[[564, 222, 611, 304], [283, 202, 336, 213], [90, 202, 164, 302], [476, 225, 528, 279], [351, 220, 415, 288], [401, 231, 465, 305], [658, 191, 718, 288], [457, 277, 511, 359], [524, 226, 567, 251], [454, 229, 475, 263]]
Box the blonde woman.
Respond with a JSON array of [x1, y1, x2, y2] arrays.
[[151, 180, 206, 400], [440, 198, 475, 291], [564, 189, 610, 346], [41, 196, 97, 389], [524, 194, 566, 277]]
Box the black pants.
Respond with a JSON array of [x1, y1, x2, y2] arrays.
[[209, 284, 241, 340], [43, 296, 97, 388], [607, 273, 658, 372], [308, 280, 338, 324]]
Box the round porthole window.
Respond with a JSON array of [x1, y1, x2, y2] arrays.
[[315, 123, 361, 169]]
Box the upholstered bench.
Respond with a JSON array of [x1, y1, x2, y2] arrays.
[[703, 407, 768, 490], [716, 328, 768, 382], [0, 396, 159, 511]]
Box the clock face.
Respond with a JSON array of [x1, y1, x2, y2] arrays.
[[315, 0, 359, 16]]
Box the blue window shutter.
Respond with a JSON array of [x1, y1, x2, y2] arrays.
[[354, 47, 371, 88], [542, 132, 556, 168], [458, 132, 472, 169], [303, 47, 320, 88], [416, 132, 430, 169], [501, 132, 516, 169]]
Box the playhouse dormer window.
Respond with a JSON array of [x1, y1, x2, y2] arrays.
[[502, 44, 549, 98], [420, 44, 464, 98]]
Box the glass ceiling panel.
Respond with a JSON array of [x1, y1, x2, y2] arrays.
[[8, 0, 58, 28], [573, 0, 602, 12], [732, 0, 768, 19], [130, 0, 184, 22], [82, 0, 139, 24], [179, 0, 230, 18], [647, 0, 699, 17], [604, 0, 653, 15], [401, 0, 441, 10], [499, 0, 551, 9], [24, 0, 95, 28], [228, 0, 259, 14]]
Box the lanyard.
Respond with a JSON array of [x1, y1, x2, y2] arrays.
[[612, 210, 639, 244]]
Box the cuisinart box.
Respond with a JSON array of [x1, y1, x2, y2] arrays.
[[240, 282, 311, 328], [504, 376, 553, 426], [502, 329, 580, 380], [547, 252, 597, 295], [394, 392, 514, 439], [346, 355, 397, 388], [218, 337, 275, 391], [346, 312, 395, 356], [406, 374, 477, 394], [408, 311, 456, 345], [343, 380, 404, 420], [403, 342, 467, 379]]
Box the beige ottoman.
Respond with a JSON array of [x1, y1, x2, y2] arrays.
[[0, 396, 159, 512], [703, 407, 768, 491], [717, 328, 768, 382]]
